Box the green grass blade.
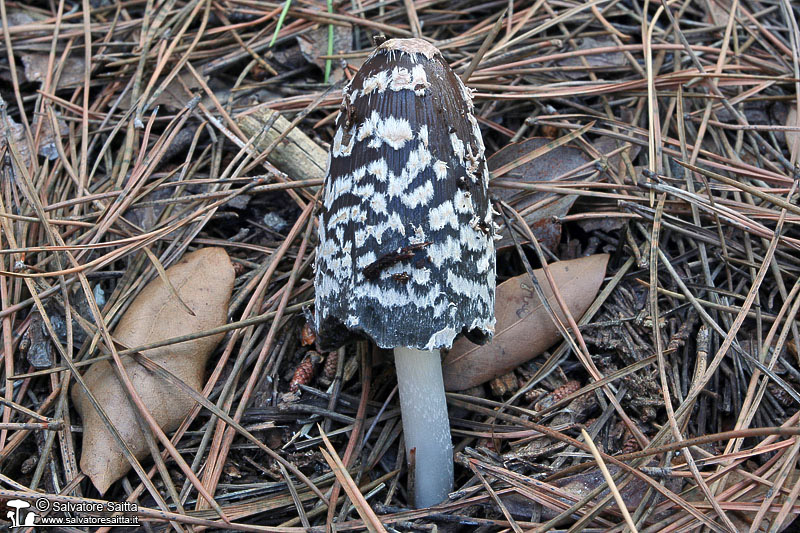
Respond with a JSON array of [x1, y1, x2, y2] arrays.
[[269, 0, 292, 47], [324, 0, 333, 83]]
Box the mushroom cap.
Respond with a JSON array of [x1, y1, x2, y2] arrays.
[[314, 38, 496, 351], [7, 500, 30, 509]]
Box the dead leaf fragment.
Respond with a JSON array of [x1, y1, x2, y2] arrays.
[[2, 94, 67, 164], [705, 0, 732, 27], [120, 72, 206, 112], [1, 109, 33, 176], [443, 254, 609, 390], [153, 72, 206, 110], [593, 121, 641, 181], [21, 53, 85, 89], [556, 37, 627, 79], [71, 248, 235, 493], [5, 8, 47, 26], [33, 113, 68, 160], [502, 462, 681, 521], [297, 24, 352, 83], [489, 137, 592, 250]]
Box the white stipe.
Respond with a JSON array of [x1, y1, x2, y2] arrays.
[[393, 346, 454, 508]]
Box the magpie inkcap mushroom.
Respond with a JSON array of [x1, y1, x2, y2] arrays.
[[314, 37, 496, 508]]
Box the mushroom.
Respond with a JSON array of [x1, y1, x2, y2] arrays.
[[6, 499, 31, 527], [314, 38, 496, 508]]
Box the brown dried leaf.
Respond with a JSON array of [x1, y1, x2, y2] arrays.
[[120, 72, 206, 112], [443, 254, 609, 390], [556, 37, 627, 80], [33, 113, 68, 160], [296, 24, 352, 83], [5, 10, 40, 26], [153, 72, 206, 110], [2, 95, 68, 163], [593, 119, 641, 179], [71, 248, 235, 493], [21, 53, 85, 89], [489, 137, 592, 251], [2, 112, 32, 175], [705, 0, 732, 27], [563, 464, 674, 517]]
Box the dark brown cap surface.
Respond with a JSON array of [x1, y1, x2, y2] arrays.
[[315, 38, 495, 351]]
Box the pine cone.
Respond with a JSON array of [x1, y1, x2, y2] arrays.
[[289, 351, 323, 392]]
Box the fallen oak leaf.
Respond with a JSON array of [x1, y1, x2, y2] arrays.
[[297, 24, 353, 83], [501, 461, 681, 522], [21, 52, 85, 89], [555, 37, 627, 80], [1, 108, 33, 178], [71, 248, 235, 493], [142, 246, 196, 317], [489, 137, 594, 251], [443, 254, 609, 391]]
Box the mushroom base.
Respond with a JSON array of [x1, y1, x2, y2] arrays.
[[394, 346, 454, 508]]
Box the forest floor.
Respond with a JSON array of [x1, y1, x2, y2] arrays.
[[1, 0, 800, 531]]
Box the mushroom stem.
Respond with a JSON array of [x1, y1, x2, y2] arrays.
[[393, 346, 454, 508]]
